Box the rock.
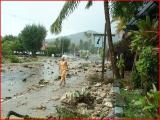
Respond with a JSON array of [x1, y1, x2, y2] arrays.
[[115, 107, 123, 115], [66, 74, 71, 78], [104, 102, 113, 108], [78, 65, 82, 69], [74, 71, 78, 75], [60, 94, 67, 101], [99, 92, 106, 98], [113, 87, 120, 94], [53, 96, 60, 101], [39, 79, 49, 85], [102, 107, 109, 112], [36, 105, 46, 110], [106, 108, 114, 117], [40, 85, 45, 87], [114, 95, 126, 107], [22, 78, 27, 82], [109, 87, 120, 95], [86, 109, 94, 114], [107, 83, 112, 89], [103, 97, 112, 103], [77, 103, 87, 108], [23, 65, 28, 68], [96, 97, 103, 104], [94, 106, 101, 111], [94, 83, 101, 87], [5, 97, 12, 101]]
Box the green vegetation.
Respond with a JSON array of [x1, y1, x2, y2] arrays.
[[2, 24, 47, 63], [119, 16, 158, 118], [2, 35, 22, 63], [46, 37, 71, 56], [9, 55, 21, 63], [131, 17, 158, 93], [121, 84, 159, 118], [111, 2, 144, 33], [116, 54, 125, 78], [19, 24, 47, 56], [121, 88, 146, 118]]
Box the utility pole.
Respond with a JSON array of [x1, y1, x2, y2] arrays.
[[93, 33, 115, 80], [102, 23, 107, 80]]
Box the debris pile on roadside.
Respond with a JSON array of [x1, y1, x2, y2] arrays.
[[58, 81, 115, 118]]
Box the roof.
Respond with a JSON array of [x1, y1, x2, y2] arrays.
[[126, 1, 158, 31]]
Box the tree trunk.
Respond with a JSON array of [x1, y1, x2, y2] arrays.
[[104, 2, 120, 79], [32, 51, 36, 57], [102, 23, 107, 80]]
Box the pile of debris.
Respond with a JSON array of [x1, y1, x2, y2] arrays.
[[58, 82, 115, 118]]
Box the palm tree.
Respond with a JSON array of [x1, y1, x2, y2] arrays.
[[103, 2, 120, 78], [50, 1, 120, 78]]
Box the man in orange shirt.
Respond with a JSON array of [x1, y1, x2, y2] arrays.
[[59, 56, 68, 86]]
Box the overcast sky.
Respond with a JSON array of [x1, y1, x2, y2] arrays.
[[2, 1, 116, 39]]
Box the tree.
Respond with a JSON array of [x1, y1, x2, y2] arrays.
[[50, 1, 120, 78], [104, 2, 120, 78], [54, 38, 61, 53], [110, 2, 144, 23], [2, 40, 13, 57], [19, 24, 47, 56], [110, 2, 144, 33], [2, 35, 17, 43], [60, 37, 71, 53], [130, 17, 158, 93], [69, 43, 75, 54], [2, 35, 24, 56], [79, 39, 84, 50]]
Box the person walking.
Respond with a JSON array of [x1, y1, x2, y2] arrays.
[[59, 55, 68, 86]]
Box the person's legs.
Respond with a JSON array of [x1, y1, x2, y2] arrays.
[[60, 70, 65, 86], [64, 71, 67, 85]]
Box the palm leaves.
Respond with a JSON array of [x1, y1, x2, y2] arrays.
[[112, 17, 126, 33], [50, 1, 93, 34], [85, 1, 93, 9]]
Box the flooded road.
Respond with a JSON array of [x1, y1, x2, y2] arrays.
[[2, 57, 90, 118]]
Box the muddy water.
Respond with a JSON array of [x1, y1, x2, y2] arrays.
[[2, 58, 89, 118]]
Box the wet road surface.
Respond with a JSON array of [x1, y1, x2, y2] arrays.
[[2, 57, 90, 118]]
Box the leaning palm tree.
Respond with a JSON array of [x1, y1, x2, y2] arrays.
[[50, 1, 120, 78]]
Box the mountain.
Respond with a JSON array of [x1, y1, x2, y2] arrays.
[[45, 30, 97, 45], [45, 30, 122, 45]]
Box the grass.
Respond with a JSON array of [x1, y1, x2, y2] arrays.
[[120, 89, 146, 118]]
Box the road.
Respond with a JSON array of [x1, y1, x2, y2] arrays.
[[2, 57, 90, 118]]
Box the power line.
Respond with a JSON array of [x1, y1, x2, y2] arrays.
[[4, 12, 40, 23]]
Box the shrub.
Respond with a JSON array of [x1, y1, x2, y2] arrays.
[[131, 70, 141, 88], [9, 55, 20, 63]]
